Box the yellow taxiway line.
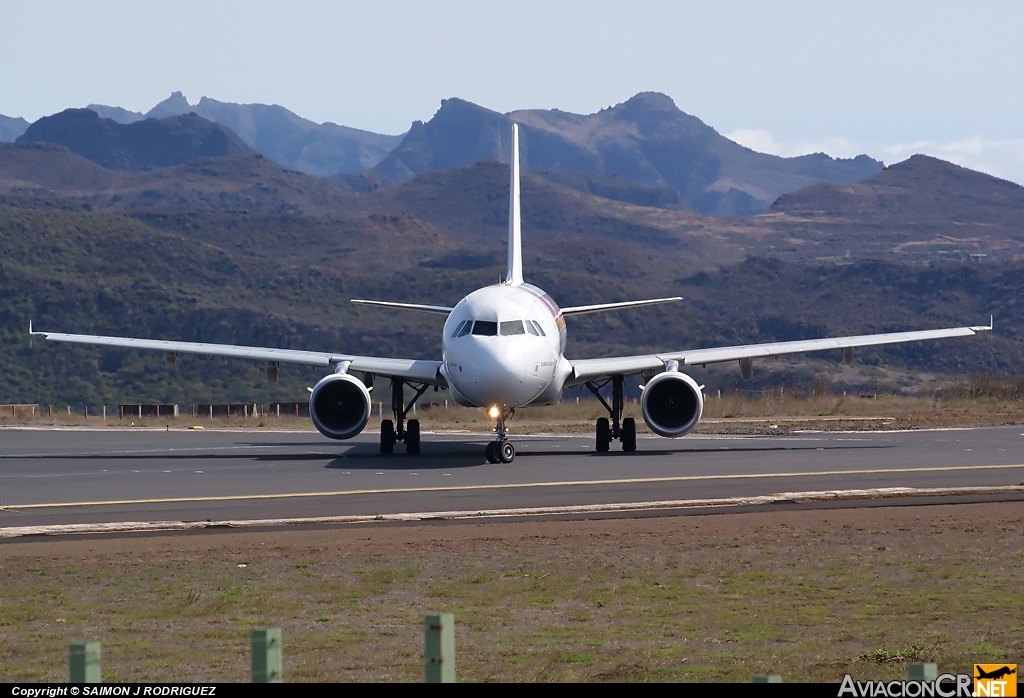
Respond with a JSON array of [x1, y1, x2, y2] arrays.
[[4, 463, 1024, 510]]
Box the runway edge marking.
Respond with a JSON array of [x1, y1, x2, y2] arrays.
[[2, 485, 1023, 539]]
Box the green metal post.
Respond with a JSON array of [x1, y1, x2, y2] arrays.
[[908, 663, 938, 681], [424, 613, 455, 683], [752, 674, 782, 682], [251, 627, 282, 683], [69, 642, 101, 683]]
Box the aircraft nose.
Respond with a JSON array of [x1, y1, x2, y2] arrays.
[[452, 338, 534, 406], [467, 340, 526, 380]]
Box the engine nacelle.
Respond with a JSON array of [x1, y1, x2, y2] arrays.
[[309, 373, 371, 440], [641, 370, 704, 438]]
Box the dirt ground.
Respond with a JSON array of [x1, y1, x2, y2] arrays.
[[1, 502, 1021, 682]]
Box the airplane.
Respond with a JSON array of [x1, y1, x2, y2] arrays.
[[29, 124, 993, 464], [975, 666, 1016, 681]]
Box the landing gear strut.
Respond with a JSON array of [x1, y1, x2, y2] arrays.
[[485, 409, 516, 463], [586, 375, 636, 453], [380, 378, 429, 455]]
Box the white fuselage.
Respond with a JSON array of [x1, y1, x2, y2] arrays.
[[440, 283, 571, 410]]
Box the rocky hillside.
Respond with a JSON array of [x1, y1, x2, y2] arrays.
[[0, 142, 357, 214], [4, 138, 1024, 266], [759, 155, 1024, 262]]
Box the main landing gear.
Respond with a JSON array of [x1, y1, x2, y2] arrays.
[[585, 375, 636, 453], [380, 378, 429, 455], [485, 409, 517, 464]]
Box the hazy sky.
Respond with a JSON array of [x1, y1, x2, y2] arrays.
[[3, 1, 1023, 182]]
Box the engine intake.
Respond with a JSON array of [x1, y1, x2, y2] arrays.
[[641, 371, 704, 438], [309, 373, 371, 440]]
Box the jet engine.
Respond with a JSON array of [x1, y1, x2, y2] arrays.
[[309, 373, 372, 440], [641, 370, 704, 437]]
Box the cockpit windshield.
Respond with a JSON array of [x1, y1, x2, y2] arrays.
[[456, 319, 543, 338], [471, 321, 498, 336]]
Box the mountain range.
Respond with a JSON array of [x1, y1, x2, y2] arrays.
[[375, 93, 883, 215], [3, 91, 883, 214], [18, 109, 257, 171], [87, 91, 404, 177], [0, 114, 29, 142], [1, 91, 1022, 408]]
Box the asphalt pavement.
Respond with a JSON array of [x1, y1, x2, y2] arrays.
[[2, 425, 1023, 531]]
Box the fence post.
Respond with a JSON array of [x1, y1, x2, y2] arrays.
[[908, 663, 938, 681], [424, 613, 455, 683], [69, 641, 101, 682], [251, 627, 282, 683]]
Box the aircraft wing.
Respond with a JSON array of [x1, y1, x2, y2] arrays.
[[351, 299, 454, 315], [561, 297, 683, 316], [568, 321, 992, 385], [29, 326, 445, 386]]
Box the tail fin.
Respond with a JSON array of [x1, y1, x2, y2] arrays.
[[506, 123, 524, 286]]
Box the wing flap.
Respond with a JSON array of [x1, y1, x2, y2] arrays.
[[570, 322, 991, 384], [30, 330, 339, 367], [30, 327, 446, 385], [673, 326, 988, 366]]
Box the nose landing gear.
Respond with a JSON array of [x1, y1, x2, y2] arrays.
[[485, 439, 515, 464], [484, 409, 517, 463]]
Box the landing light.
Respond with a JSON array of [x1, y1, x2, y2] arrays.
[[488, 406, 500, 419]]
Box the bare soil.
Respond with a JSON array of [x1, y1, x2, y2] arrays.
[[1, 503, 1021, 682]]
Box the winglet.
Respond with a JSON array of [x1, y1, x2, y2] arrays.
[[506, 123, 524, 286], [969, 315, 994, 333]]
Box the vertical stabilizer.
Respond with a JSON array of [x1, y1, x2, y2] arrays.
[[506, 124, 524, 286]]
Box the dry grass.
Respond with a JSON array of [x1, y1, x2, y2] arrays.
[[4, 388, 1023, 436], [0, 504, 1021, 682]]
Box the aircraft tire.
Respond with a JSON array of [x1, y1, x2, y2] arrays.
[[406, 419, 421, 454], [498, 440, 516, 463], [380, 420, 395, 454], [622, 417, 637, 452], [596, 418, 611, 452], [485, 441, 500, 463]]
